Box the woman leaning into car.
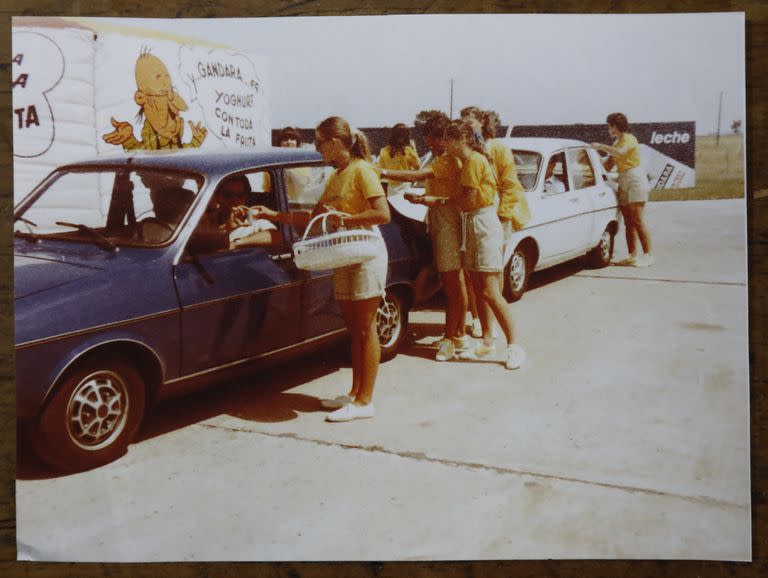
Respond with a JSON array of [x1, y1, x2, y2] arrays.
[[381, 112, 470, 362], [591, 112, 654, 267], [444, 118, 525, 370], [252, 116, 390, 422], [378, 123, 421, 195]]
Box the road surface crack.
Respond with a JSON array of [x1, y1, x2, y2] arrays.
[[200, 423, 746, 511]]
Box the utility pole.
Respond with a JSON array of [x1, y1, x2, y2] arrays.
[[449, 78, 454, 119], [716, 90, 723, 146]]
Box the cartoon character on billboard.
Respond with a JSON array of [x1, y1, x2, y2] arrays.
[[102, 49, 207, 150]]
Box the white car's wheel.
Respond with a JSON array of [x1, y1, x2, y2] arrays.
[[587, 227, 615, 268]]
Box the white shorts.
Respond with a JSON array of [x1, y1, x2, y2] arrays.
[[333, 246, 388, 301], [461, 205, 504, 273]]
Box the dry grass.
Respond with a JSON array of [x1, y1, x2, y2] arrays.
[[651, 134, 745, 201]]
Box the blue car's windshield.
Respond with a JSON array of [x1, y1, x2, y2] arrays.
[[14, 167, 204, 247]]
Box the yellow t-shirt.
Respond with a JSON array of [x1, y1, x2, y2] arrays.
[[613, 133, 641, 173], [457, 151, 497, 212], [318, 158, 385, 215], [425, 153, 461, 199], [378, 145, 421, 172], [485, 139, 527, 222]]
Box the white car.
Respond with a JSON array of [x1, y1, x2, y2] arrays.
[[399, 137, 620, 301], [500, 137, 620, 300]]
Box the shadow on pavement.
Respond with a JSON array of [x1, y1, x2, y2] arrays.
[[17, 343, 349, 480]]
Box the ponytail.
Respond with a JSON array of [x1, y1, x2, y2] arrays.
[[349, 127, 372, 161], [316, 116, 371, 161]]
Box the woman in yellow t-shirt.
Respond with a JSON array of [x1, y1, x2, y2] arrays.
[[480, 110, 530, 243], [591, 112, 654, 267], [381, 112, 470, 362], [252, 116, 390, 422], [444, 119, 525, 370], [378, 123, 420, 195]]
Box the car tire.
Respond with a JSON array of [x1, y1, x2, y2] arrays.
[[587, 227, 615, 268], [377, 289, 409, 362], [504, 245, 530, 302], [32, 354, 146, 472]]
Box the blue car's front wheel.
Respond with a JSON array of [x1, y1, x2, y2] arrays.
[[33, 354, 146, 472]]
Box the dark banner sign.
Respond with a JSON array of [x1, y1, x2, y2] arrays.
[[509, 122, 696, 169]]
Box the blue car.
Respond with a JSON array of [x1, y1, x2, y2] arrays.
[[14, 148, 426, 471]]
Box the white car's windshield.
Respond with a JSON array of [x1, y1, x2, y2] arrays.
[[14, 167, 204, 247]]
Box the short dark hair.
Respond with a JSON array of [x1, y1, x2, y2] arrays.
[[277, 126, 302, 145], [606, 112, 629, 133], [424, 112, 450, 139]]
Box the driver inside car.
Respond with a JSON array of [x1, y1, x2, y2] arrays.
[[136, 172, 196, 243], [196, 174, 279, 250]]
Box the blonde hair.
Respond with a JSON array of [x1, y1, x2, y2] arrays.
[[316, 116, 372, 161]]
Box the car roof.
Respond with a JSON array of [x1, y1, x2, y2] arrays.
[[497, 137, 589, 155], [62, 147, 324, 177]]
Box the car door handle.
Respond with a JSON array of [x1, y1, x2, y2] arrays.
[[598, 191, 608, 197], [271, 253, 293, 262], [568, 197, 579, 203]]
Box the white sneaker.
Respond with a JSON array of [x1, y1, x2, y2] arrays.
[[326, 402, 375, 422], [634, 253, 655, 268], [321, 394, 354, 409], [470, 318, 483, 338], [505, 344, 526, 370], [613, 255, 637, 266], [459, 343, 496, 361], [452, 335, 471, 352], [435, 339, 456, 361]]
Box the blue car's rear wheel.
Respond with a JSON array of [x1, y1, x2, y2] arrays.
[[33, 354, 146, 472], [377, 290, 408, 361]]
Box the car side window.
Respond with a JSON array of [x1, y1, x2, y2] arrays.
[[284, 164, 333, 212], [567, 148, 597, 190], [543, 152, 569, 194]]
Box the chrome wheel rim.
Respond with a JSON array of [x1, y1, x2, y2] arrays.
[[599, 230, 612, 261], [377, 294, 401, 349], [65, 370, 130, 451], [509, 251, 527, 293]]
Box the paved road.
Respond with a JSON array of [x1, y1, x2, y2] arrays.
[[16, 200, 750, 561]]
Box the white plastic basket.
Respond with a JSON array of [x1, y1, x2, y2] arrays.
[[293, 209, 386, 271]]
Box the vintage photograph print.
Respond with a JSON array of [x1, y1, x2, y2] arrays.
[[12, 13, 749, 561]]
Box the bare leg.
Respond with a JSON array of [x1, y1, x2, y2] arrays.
[[442, 270, 467, 340], [339, 301, 361, 399], [632, 202, 652, 255], [477, 271, 515, 346], [464, 269, 479, 323], [620, 205, 636, 257], [340, 297, 381, 406]]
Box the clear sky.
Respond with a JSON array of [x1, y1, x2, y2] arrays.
[[92, 13, 745, 135]]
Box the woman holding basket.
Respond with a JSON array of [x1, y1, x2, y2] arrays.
[[252, 116, 390, 422]]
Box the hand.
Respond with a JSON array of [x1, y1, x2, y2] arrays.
[[249, 205, 278, 221], [103, 117, 134, 145], [324, 212, 344, 231], [403, 193, 421, 204], [230, 205, 250, 227], [590, 142, 603, 151], [189, 120, 208, 145]]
